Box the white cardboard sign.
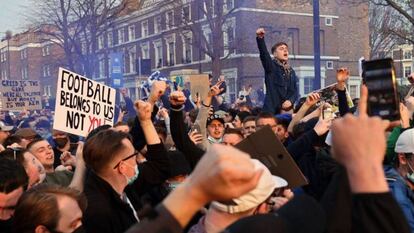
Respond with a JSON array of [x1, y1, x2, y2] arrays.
[[53, 68, 116, 137]]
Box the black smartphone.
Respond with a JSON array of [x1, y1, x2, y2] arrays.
[[362, 58, 400, 121], [70, 143, 78, 155], [219, 81, 227, 94]]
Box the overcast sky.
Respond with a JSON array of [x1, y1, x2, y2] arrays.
[[0, 0, 31, 37]]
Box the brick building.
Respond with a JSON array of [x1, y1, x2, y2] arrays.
[[93, 0, 369, 102], [0, 28, 64, 104], [1, 0, 368, 105], [392, 44, 413, 86]]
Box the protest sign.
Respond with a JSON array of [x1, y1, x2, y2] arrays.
[[53, 68, 116, 137], [189, 74, 210, 102], [0, 80, 42, 110], [236, 126, 308, 189]]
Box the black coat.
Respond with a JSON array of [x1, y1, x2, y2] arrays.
[[256, 37, 298, 114], [83, 143, 170, 233], [82, 171, 138, 233]]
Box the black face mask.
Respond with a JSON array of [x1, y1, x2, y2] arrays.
[[50, 225, 85, 233], [0, 218, 13, 231], [72, 226, 85, 233], [54, 137, 69, 148]]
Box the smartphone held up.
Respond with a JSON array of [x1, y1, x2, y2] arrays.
[[361, 58, 400, 121]]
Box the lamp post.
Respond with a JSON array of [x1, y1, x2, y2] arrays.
[[312, 0, 321, 90], [5, 30, 12, 80]]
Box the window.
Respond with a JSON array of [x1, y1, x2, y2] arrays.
[[141, 42, 149, 59], [167, 41, 175, 66], [108, 31, 113, 47], [304, 77, 314, 94], [1, 69, 7, 80], [128, 25, 136, 41], [128, 49, 136, 73], [43, 85, 51, 97], [20, 49, 27, 59], [349, 84, 359, 99], [404, 50, 412, 60], [129, 88, 137, 100], [326, 61, 334, 70], [0, 50, 5, 62], [224, 0, 234, 12], [166, 11, 174, 29], [404, 66, 412, 78], [223, 24, 235, 55], [21, 66, 28, 80], [182, 33, 192, 63], [287, 28, 299, 55], [155, 16, 162, 33], [320, 30, 325, 55], [1, 49, 7, 62], [42, 65, 51, 77], [98, 35, 105, 50], [325, 17, 333, 26], [203, 0, 214, 18], [118, 28, 125, 44], [154, 40, 163, 68], [202, 26, 212, 60], [42, 46, 50, 56], [141, 21, 149, 37], [182, 5, 191, 22], [81, 42, 87, 54], [221, 70, 237, 102], [98, 59, 105, 78]]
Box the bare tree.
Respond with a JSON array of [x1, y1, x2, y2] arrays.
[[27, 0, 127, 78], [27, 0, 82, 71], [171, 0, 238, 80], [72, 0, 127, 78], [342, 0, 413, 53], [369, 3, 401, 58]]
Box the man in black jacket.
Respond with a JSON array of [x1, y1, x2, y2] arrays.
[[256, 27, 298, 115], [82, 101, 170, 233]]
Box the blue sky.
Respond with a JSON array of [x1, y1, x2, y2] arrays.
[[0, 0, 31, 37]]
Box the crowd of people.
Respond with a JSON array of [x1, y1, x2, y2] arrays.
[[1, 28, 414, 233]]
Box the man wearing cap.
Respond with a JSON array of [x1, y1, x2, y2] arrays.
[[207, 115, 225, 144], [386, 128, 414, 232], [188, 159, 291, 233], [13, 128, 38, 148], [0, 121, 13, 151]]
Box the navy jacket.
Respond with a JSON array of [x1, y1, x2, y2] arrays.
[[385, 165, 414, 233], [256, 37, 298, 114]]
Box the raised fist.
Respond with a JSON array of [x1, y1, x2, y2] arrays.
[[256, 28, 265, 38]]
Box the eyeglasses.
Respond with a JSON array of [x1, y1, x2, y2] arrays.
[[113, 152, 139, 169]]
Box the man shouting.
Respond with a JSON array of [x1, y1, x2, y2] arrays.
[[256, 28, 298, 114]]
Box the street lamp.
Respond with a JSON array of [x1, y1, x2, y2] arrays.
[[312, 0, 321, 90], [5, 30, 12, 80]]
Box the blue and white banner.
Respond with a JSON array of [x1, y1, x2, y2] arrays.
[[110, 52, 123, 88]]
